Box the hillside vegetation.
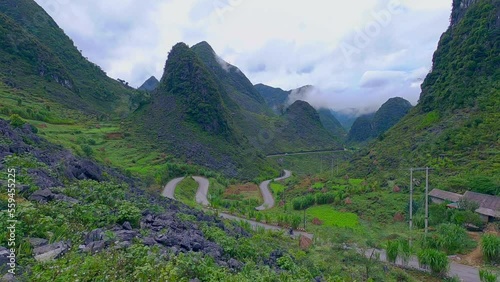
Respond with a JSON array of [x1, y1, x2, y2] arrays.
[[348, 97, 412, 143], [0, 0, 145, 117], [352, 0, 500, 195]]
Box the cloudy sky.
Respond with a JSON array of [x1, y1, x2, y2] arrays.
[[35, 0, 452, 113]]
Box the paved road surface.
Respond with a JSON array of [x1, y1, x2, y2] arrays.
[[194, 176, 210, 206], [266, 149, 347, 158], [161, 177, 185, 199], [162, 174, 481, 282], [255, 170, 292, 210], [218, 212, 314, 240], [363, 249, 480, 282]]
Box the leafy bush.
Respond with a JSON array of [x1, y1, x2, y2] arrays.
[[9, 114, 25, 128], [429, 223, 475, 254], [292, 195, 315, 210], [479, 269, 498, 282], [315, 192, 335, 205], [417, 249, 449, 275], [291, 215, 301, 229], [277, 254, 296, 271], [386, 239, 412, 265], [80, 144, 93, 157], [117, 201, 141, 227], [450, 209, 483, 228], [457, 198, 480, 211], [481, 234, 500, 263], [386, 240, 399, 263]]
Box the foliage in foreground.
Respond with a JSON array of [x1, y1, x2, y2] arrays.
[[417, 248, 449, 276], [481, 234, 500, 264]]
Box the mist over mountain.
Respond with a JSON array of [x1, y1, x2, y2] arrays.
[[352, 0, 500, 189], [347, 97, 412, 143]]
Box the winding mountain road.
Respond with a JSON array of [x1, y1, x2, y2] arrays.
[[162, 173, 482, 281], [161, 171, 313, 239], [256, 170, 292, 210], [362, 249, 480, 282], [161, 177, 185, 199], [193, 176, 210, 206]]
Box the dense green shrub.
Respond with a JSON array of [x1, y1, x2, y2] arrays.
[[428, 223, 475, 254], [80, 144, 93, 157], [315, 192, 335, 205], [9, 113, 25, 127], [292, 195, 315, 210], [481, 234, 500, 263], [479, 269, 498, 282], [386, 240, 399, 263], [417, 249, 449, 275], [117, 201, 141, 227]]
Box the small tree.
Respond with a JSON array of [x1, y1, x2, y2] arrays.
[[81, 144, 93, 157], [9, 114, 25, 128]]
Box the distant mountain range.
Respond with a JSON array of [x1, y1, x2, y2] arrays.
[[347, 97, 412, 143], [138, 76, 159, 92], [132, 42, 344, 178]]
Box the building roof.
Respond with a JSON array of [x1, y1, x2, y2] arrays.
[[475, 207, 500, 218], [429, 189, 463, 203], [463, 191, 500, 218]]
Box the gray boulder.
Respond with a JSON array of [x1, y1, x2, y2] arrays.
[[33, 241, 70, 262], [28, 238, 48, 248], [28, 189, 54, 203], [84, 228, 104, 245]]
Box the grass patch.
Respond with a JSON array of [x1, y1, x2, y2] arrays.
[[312, 182, 324, 189], [307, 205, 359, 228], [270, 182, 285, 194], [174, 177, 198, 204]]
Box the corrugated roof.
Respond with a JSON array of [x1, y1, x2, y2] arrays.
[[429, 189, 463, 202], [463, 191, 500, 213]]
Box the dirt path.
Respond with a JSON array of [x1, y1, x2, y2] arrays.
[[256, 170, 292, 210]]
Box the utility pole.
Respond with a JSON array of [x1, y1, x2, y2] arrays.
[[408, 167, 432, 239], [331, 158, 334, 178], [303, 208, 306, 230], [409, 168, 413, 247], [425, 167, 429, 235]]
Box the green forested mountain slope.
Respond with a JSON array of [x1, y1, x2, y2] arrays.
[[132, 43, 275, 178], [254, 83, 291, 113], [347, 97, 412, 142], [318, 108, 347, 139], [352, 0, 500, 195], [0, 0, 143, 116], [191, 42, 269, 115], [265, 100, 343, 154], [347, 114, 376, 143]]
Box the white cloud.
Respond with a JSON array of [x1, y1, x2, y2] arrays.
[[34, 0, 451, 111]]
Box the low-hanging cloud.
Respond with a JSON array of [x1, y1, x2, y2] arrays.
[[34, 0, 451, 111]]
